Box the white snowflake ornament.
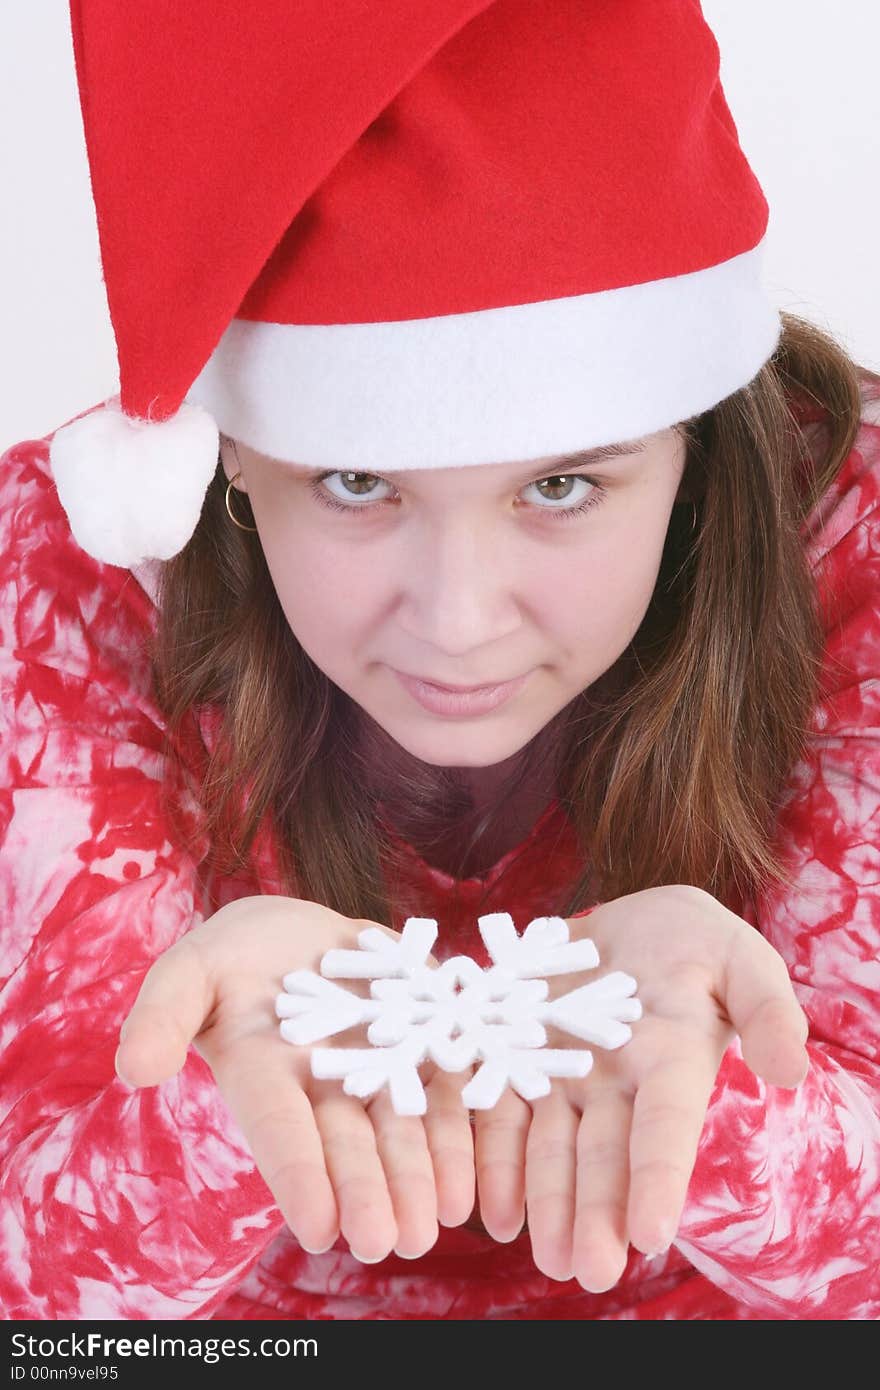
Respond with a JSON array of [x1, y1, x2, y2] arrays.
[[275, 913, 642, 1115]]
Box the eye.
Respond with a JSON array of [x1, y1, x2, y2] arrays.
[[308, 470, 608, 519], [522, 474, 605, 517], [315, 471, 392, 507]]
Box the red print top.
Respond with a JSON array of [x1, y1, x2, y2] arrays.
[[1, 379, 879, 1321]]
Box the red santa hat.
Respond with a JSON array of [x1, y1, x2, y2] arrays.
[[50, 0, 780, 569]]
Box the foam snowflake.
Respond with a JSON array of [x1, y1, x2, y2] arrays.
[[275, 913, 642, 1115]]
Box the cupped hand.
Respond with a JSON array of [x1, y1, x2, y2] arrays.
[[470, 885, 810, 1291], [115, 895, 476, 1261]]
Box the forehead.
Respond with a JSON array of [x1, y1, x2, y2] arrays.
[[276, 433, 660, 481]]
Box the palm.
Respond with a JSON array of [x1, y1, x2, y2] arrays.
[[117, 896, 476, 1261], [470, 886, 808, 1292]]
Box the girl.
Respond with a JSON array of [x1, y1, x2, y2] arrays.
[[2, 2, 879, 1319]]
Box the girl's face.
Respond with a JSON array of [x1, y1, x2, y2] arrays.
[[220, 430, 688, 775]]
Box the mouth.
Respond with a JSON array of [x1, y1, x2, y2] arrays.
[[396, 672, 520, 693], [390, 667, 532, 717]]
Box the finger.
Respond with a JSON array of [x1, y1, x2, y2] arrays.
[[523, 1089, 578, 1281], [473, 1087, 531, 1241], [570, 1083, 632, 1292], [362, 1088, 439, 1259], [626, 1045, 718, 1256], [312, 1088, 399, 1261], [208, 1037, 339, 1253], [723, 926, 810, 1087], [116, 934, 213, 1087], [422, 1067, 476, 1229]]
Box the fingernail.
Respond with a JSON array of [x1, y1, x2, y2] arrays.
[[393, 1249, 424, 1260], [299, 1241, 335, 1255], [349, 1248, 387, 1264]]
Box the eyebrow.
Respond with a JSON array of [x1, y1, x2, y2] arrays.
[[535, 439, 649, 472]]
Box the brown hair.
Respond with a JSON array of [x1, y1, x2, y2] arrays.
[[149, 312, 879, 925]]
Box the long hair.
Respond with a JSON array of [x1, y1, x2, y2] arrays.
[[148, 312, 878, 925]]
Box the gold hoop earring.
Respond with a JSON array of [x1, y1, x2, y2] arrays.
[[225, 470, 258, 532]]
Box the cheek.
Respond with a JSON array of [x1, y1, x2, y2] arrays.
[[259, 531, 374, 653], [559, 532, 666, 650]]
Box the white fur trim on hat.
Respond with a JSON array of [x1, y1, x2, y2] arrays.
[[187, 243, 781, 470]]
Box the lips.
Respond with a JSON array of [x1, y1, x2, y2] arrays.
[[391, 667, 532, 718], [407, 675, 509, 693]]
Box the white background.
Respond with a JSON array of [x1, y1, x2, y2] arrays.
[[1, 1, 878, 451]]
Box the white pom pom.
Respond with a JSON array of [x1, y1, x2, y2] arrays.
[[49, 396, 221, 567]]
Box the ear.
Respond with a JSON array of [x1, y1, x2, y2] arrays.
[[219, 436, 248, 491]]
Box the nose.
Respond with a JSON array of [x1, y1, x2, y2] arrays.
[[398, 514, 522, 655]]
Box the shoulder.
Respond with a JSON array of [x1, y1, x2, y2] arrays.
[[0, 428, 215, 935], [0, 425, 161, 692], [797, 373, 880, 578], [0, 422, 215, 857], [793, 373, 880, 724], [0, 424, 201, 798]]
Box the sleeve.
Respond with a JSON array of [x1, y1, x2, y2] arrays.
[[0, 440, 286, 1319], [672, 403, 880, 1319]]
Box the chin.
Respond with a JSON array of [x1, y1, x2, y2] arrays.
[[391, 723, 534, 767]]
